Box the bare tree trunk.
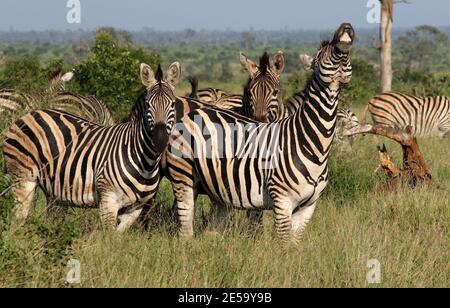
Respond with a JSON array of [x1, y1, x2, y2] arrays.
[[380, 0, 393, 92]]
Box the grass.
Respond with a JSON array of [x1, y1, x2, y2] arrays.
[[0, 106, 449, 288]]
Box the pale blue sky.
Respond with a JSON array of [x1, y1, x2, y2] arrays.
[[0, 0, 448, 31]]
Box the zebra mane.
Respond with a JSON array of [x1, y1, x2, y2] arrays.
[[155, 64, 164, 83], [259, 52, 270, 75], [320, 40, 331, 48]]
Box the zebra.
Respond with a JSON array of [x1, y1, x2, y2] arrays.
[[238, 51, 285, 122], [187, 76, 227, 103], [186, 50, 286, 120], [49, 93, 115, 126], [0, 70, 114, 126], [336, 106, 360, 146], [361, 92, 450, 138], [3, 62, 180, 232], [187, 76, 243, 111], [160, 52, 286, 231], [165, 23, 354, 243], [284, 54, 360, 146]]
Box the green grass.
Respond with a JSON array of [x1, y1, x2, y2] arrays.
[[0, 127, 448, 287]]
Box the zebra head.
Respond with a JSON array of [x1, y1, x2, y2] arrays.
[[140, 62, 180, 153], [304, 23, 354, 88], [240, 51, 285, 123]]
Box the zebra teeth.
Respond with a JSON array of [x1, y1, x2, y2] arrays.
[[339, 32, 352, 43]]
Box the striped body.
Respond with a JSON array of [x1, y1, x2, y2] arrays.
[[4, 63, 180, 232], [284, 91, 306, 117], [364, 92, 450, 138], [4, 107, 160, 207], [285, 93, 359, 145], [0, 88, 115, 126], [196, 88, 227, 103], [50, 93, 115, 126], [166, 23, 354, 242], [213, 94, 244, 111], [336, 106, 360, 145], [186, 76, 227, 103]]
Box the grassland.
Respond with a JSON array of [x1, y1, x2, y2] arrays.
[[0, 28, 449, 287], [0, 103, 448, 287]]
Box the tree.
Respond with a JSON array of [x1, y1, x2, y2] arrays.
[[379, 0, 394, 92], [74, 31, 161, 120], [240, 32, 255, 50], [0, 56, 65, 94], [219, 62, 233, 82], [96, 27, 134, 47], [372, 0, 410, 92], [397, 25, 449, 72]]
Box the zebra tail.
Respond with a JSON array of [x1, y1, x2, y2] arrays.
[[188, 76, 198, 99]]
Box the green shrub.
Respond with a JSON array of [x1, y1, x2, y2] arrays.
[[73, 31, 162, 120], [0, 56, 70, 95], [340, 58, 379, 107], [394, 69, 450, 97]]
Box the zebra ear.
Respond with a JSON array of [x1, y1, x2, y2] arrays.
[[167, 62, 182, 88], [299, 54, 314, 71], [61, 71, 74, 82], [272, 51, 285, 76], [140, 63, 156, 87], [240, 52, 259, 78]]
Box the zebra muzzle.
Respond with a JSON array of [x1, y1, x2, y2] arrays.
[[152, 123, 170, 153]]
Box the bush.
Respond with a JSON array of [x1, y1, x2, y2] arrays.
[[0, 56, 70, 95], [340, 58, 379, 107], [394, 69, 450, 97], [74, 31, 162, 120]]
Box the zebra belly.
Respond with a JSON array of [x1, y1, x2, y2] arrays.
[[42, 162, 97, 206], [194, 158, 272, 210]]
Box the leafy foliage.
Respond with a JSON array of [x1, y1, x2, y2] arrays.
[[394, 69, 450, 96], [0, 56, 67, 94], [396, 25, 449, 72], [73, 31, 162, 120], [340, 58, 380, 107]]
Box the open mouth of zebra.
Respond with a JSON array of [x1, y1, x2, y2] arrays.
[[335, 32, 353, 53], [339, 32, 352, 43]]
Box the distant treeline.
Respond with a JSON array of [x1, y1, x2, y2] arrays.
[[1, 27, 450, 45]]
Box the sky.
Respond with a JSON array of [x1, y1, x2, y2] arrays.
[[0, 0, 449, 31]]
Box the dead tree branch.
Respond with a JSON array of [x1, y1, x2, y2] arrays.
[[345, 124, 432, 188]]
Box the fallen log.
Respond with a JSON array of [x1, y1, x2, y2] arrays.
[[344, 124, 432, 188]]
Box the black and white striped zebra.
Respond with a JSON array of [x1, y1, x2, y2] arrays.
[[3, 62, 180, 232], [0, 70, 114, 126], [186, 77, 243, 111], [166, 23, 354, 242], [238, 51, 285, 123], [187, 76, 227, 103], [49, 93, 115, 126], [361, 92, 450, 138], [284, 54, 360, 146], [336, 106, 360, 146]]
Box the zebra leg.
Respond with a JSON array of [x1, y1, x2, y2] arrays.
[[99, 194, 120, 231], [173, 184, 197, 238], [117, 205, 144, 233], [273, 200, 293, 243], [10, 179, 38, 228], [291, 203, 317, 245]]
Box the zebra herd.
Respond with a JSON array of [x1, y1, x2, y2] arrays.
[[1, 23, 449, 243]]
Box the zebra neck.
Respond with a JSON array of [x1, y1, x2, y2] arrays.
[[240, 80, 252, 117], [126, 97, 161, 170], [293, 76, 340, 161]]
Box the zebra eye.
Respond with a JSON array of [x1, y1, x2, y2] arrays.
[[273, 90, 279, 97]]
